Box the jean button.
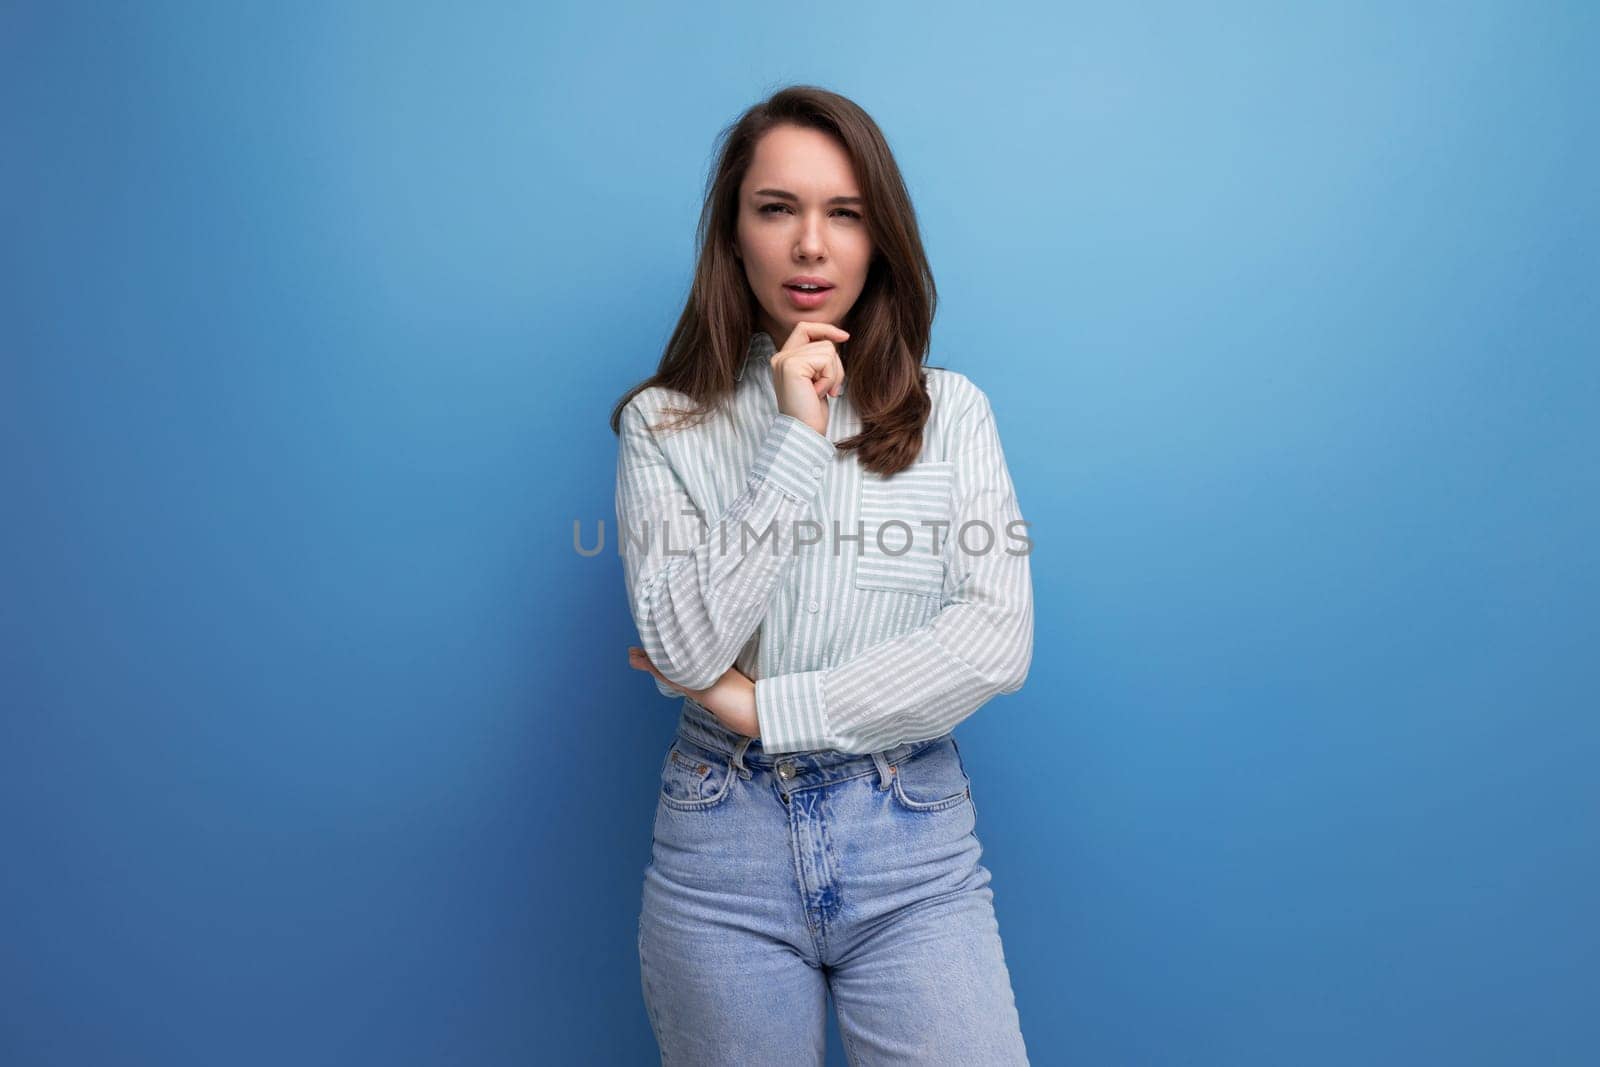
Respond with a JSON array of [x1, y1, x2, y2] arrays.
[[778, 763, 796, 779]]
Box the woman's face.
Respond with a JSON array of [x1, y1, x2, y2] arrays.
[[735, 124, 873, 343]]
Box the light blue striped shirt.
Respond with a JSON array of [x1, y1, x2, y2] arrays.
[[615, 330, 1033, 754]]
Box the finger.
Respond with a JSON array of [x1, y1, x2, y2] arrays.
[[782, 321, 850, 354], [812, 344, 845, 398], [773, 342, 840, 393], [632, 653, 684, 692], [811, 359, 838, 398], [639, 657, 678, 689]]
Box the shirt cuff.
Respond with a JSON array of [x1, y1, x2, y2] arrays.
[[748, 413, 836, 502], [754, 671, 832, 753]]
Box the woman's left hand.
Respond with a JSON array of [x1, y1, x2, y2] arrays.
[[628, 647, 760, 739]]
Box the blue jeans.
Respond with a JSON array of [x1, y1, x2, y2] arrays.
[[638, 702, 1030, 1065]]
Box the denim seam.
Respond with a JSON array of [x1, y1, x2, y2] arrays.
[[839, 1016, 866, 1067], [783, 799, 829, 964], [637, 915, 669, 1063]]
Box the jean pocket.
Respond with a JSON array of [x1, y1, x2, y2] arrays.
[[658, 739, 734, 811], [855, 460, 955, 598], [889, 736, 972, 813]]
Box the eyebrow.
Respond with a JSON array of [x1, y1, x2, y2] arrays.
[[752, 187, 863, 206]]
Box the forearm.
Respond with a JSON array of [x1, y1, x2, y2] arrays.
[[618, 409, 835, 691], [754, 592, 1034, 754]]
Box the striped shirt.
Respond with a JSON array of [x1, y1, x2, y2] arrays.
[[614, 330, 1033, 755]]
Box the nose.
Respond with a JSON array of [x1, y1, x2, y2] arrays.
[[795, 211, 827, 260]]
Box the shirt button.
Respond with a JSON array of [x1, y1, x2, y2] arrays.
[[812, 464, 824, 477], [807, 600, 820, 613]]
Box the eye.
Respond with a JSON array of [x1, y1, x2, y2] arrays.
[[759, 203, 863, 220]]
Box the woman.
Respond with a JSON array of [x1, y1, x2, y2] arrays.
[[611, 85, 1034, 1065]]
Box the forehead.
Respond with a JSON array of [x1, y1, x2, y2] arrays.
[[742, 125, 860, 196]]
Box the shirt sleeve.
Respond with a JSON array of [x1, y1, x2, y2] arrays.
[[752, 388, 1034, 753], [616, 399, 837, 693]]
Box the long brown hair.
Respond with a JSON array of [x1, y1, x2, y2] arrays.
[[607, 84, 939, 477]]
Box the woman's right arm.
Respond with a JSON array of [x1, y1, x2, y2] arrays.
[[615, 399, 835, 693]]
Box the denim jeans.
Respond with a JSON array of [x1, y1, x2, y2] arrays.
[[638, 701, 1030, 1065]]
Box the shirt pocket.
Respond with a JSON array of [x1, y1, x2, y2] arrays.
[[854, 460, 955, 598]]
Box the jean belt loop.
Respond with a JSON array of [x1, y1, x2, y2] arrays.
[[871, 750, 894, 791], [730, 736, 754, 779]]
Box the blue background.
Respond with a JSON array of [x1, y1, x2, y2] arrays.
[[3, 2, 1595, 1064]]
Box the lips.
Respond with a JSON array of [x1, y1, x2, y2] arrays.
[[784, 284, 833, 309], [784, 276, 835, 291]]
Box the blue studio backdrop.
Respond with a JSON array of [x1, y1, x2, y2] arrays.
[[3, 2, 1595, 1064]]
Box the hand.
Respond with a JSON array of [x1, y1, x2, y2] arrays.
[[628, 647, 761, 739], [772, 321, 849, 437]]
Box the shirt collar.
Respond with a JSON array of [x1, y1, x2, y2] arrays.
[[733, 330, 774, 382]]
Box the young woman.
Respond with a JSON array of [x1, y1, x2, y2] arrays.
[[611, 85, 1034, 1065]]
